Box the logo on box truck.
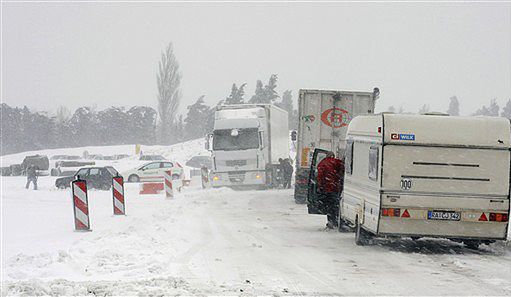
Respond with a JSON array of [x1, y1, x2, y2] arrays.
[[321, 108, 350, 128]]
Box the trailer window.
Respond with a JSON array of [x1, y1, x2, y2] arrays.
[[368, 146, 379, 181], [345, 140, 354, 175]]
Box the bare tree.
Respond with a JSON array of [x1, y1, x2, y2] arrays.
[[157, 42, 182, 144], [447, 96, 460, 116]]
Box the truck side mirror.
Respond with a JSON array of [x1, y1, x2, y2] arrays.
[[205, 134, 213, 151], [291, 130, 297, 141]]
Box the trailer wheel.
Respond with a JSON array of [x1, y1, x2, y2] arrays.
[[355, 217, 371, 246]]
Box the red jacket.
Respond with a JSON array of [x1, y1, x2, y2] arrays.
[[317, 157, 345, 193]]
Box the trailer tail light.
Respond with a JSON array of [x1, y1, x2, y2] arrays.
[[401, 209, 410, 218], [478, 213, 488, 221], [489, 213, 509, 222], [382, 208, 400, 217], [378, 127, 382, 133]]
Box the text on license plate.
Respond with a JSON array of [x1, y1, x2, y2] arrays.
[[428, 211, 461, 221]]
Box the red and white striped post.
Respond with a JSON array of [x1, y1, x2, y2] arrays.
[[72, 178, 91, 231], [163, 170, 173, 199], [112, 175, 126, 215]]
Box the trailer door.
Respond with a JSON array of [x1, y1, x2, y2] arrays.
[[307, 148, 329, 214]]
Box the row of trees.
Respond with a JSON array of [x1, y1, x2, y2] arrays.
[[387, 96, 511, 117], [1, 104, 158, 155], [1, 72, 297, 155]]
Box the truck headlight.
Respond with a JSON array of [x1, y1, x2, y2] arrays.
[[213, 175, 220, 181]]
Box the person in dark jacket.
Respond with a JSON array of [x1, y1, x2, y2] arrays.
[[282, 158, 294, 189], [25, 164, 38, 190], [317, 151, 345, 228]]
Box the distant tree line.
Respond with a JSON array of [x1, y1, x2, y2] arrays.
[[387, 96, 511, 118], [1, 73, 298, 155], [1, 104, 158, 155]]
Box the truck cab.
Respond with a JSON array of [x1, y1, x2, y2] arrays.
[[207, 104, 289, 189]]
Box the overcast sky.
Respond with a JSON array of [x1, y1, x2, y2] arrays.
[[2, 2, 510, 116]]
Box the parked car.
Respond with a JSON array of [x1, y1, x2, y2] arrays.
[[114, 154, 130, 160], [22, 155, 49, 172], [139, 154, 165, 161], [185, 155, 212, 169], [1, 167, 12, 176], [122, 161, 183, 182], [55, 166, 119, 190], [10, 164, 22, 176], [88, 154, 104, 160], [51, 155, 81, 160], [51, 161, 96, 176]]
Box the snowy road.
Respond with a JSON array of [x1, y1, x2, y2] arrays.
[[2, 177, 511, 295]]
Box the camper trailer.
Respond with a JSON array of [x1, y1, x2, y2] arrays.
[[312, 113, 510, 248]]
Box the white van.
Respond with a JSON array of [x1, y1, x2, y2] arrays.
[[324, 113, 510, 248]]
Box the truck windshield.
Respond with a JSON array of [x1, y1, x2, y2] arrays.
[[213, 128, 259, 151]]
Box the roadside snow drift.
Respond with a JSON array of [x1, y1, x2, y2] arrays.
[[1, 140, 510, 295]]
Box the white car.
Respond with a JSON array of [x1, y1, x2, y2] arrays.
[[122, 161, 184, 183]]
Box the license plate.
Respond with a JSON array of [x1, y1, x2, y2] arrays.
[[428, 211, 461, 221]]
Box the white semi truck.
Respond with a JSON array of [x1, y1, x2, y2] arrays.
[[206, 104, 289, 189], [294, 88, 379, 203]]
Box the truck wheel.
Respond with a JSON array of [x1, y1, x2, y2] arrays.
[[293, 184, 307, 204], [463, 240, 480, 250], [128, 175, 140, 183], [355, 217, 371, 246]]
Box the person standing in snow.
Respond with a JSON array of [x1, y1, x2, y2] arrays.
[[25, 164, 38, 190], [282, 158, 294, 189], [316, 151, 344, 229]]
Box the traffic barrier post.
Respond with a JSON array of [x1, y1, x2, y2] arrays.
[[163, 170, 173, 199], [72, 177, 91, 231], [112, 175, 126, 215]]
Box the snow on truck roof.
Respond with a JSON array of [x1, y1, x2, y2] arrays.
[[347, 113, 511, 148]]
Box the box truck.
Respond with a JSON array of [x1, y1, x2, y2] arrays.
[[294, 88, 379, 203], [206, 104, 289, 189], [317, 113, 510, 248]]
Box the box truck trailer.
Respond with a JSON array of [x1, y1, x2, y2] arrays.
[[206, 104, 289, 189], [294, 88, 379, 203], [310, 113, 510, 248]]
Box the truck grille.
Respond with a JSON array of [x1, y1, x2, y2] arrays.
[[226, 160, 247, 167], [228, 171, 246, 182]]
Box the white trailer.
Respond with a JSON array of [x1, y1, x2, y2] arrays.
[[294, 88, 379, 203], [207, 104, 289, 189], [329, 113, 510, 248]]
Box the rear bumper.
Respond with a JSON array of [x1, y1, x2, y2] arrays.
[[378, 218, 508, 240]]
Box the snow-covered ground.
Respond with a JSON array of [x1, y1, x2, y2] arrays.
[[1, 141, 510, 295]]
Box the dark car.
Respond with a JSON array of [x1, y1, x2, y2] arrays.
[[185, 155, 212, 169], [55, 166, 119, 190]]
